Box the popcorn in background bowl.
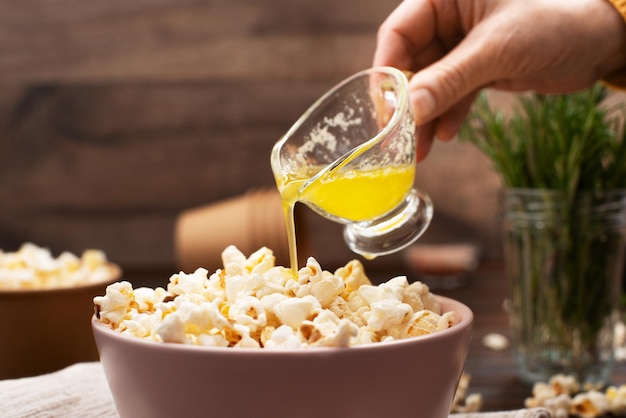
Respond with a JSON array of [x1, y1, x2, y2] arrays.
[[0, 242, 119, 290], [92, 246, 474, 418], [0, 242, 121, 379], [94, 245, 455, 348]]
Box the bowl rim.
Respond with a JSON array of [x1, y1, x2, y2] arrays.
[[92, 294, 473, 355], [0, 263, 122, 296]]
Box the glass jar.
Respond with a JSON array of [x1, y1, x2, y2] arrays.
[[503, 189, 626, 385]]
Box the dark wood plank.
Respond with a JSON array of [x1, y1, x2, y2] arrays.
[[0, 80, 324, 266], [0, 0, 396, 82]]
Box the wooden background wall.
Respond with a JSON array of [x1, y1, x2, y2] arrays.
[[0, 0, 513, 284]]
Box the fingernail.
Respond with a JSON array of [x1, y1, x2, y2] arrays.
[[410, 89, 437, 123]]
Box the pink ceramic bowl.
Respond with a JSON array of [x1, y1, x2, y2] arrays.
[[92, 295, 473, 418], [0, 264, 121, 379]]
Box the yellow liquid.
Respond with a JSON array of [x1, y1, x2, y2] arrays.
[[277, 165, 415, 274], [300, 166, 415, 222]]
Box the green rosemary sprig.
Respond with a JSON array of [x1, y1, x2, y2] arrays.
[[459, 84, 626, 197]]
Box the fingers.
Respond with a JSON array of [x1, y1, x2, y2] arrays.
[[375, 0, 497, 161], [374, 0, 489, 161], [407, 31, 493, 125], [409, 86, 438, 127], [415, 122, 435, 163], [433, 91, 478, 141], [414, 91, 477, 162], [373, 0, 436, 69]]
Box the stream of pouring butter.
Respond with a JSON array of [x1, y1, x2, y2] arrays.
[[277, 175, 306, 277]]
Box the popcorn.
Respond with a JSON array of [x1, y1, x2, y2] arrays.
[[570, 391, 610, 418], [157, 313, 186, 344], [390, 309, 455, 339], [93, 281, 134, 326], [0, 242, 116, 290], [364, 300, 413, 332], [481, 332, 510, 351], [263, 325, 302, 349], [274, 296, 318, 329], [450, 373, 482, 413], [525, 374, 626, 418], [94, 245, 456, 349], [606, 385, 626, 415], [226, 297, 264, 337]]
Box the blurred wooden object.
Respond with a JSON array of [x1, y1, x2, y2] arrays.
[[175, 188, 313, 273], [0, 0, 510, 281]]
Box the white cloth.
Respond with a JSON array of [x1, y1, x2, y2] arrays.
[[0, 362, 551, 418], [0, 363, 118, 418], [450, 411, 551, 418]]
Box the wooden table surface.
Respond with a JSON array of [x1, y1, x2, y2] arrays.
[[413, 261, 626, 412]]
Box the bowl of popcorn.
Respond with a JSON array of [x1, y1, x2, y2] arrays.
[[0, 243, 121, 379], [92, 246, 473, 418]]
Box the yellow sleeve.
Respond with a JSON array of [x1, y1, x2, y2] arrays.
[[608, 0, 626, 17], [602, 0, 626, 89]]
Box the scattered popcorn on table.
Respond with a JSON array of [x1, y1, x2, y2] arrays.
[[0, 242, 117, 290], [482, 332, 510, 351], [570, 391, 610, 418], [525, 374, 626, 418], [94, 246, 456, 348], [449, 372, 483, 413]]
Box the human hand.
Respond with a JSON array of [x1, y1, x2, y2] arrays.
[[374, 0, 626, 161]]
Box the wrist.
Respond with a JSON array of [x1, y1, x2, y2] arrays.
[[602, 0, 626, 88]]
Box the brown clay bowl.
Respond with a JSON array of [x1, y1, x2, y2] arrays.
[[0, 264, 121, 379], [92, 295, 473, 418]]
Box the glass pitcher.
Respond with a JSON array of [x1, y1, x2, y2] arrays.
[[271, 66, 433, 259]]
